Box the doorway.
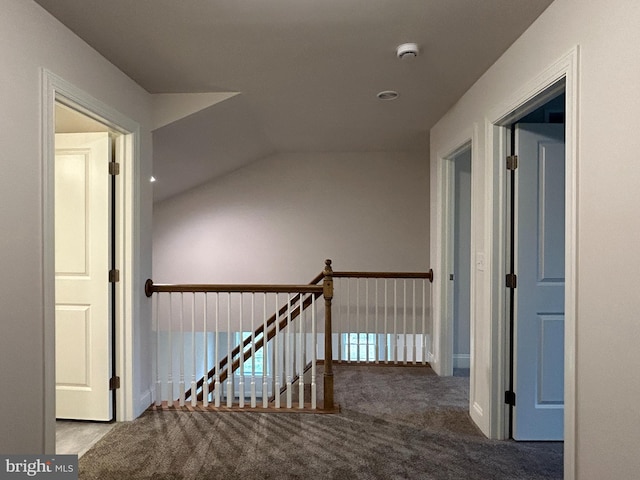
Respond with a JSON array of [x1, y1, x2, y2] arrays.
[[452, 146, 472, 377], [506, 93, 566, 441], [440, 141, 473, 378], [42, 69, 140, 454]]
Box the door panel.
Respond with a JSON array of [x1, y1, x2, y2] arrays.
[[513, 123, 564, 440], [55, 132, 112, 421]]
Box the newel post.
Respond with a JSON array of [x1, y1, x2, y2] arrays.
[[323, 259, 334, 411]]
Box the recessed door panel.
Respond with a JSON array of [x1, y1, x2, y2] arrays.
[[538, 314, 564, 405], [537, 143, 565, 283], [55, 305, 91, 387], [55, 151, 89, 276]]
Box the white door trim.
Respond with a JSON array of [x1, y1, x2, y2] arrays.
[[41, 69, 140, 453], [486, 46, 579, 479], [433, 133, 474, 377], [433, 128, 479, 421]]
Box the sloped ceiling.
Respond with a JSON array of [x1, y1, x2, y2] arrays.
[[34, 0, 554, 201]]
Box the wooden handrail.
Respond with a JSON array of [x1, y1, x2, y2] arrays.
[[145, 280, 322, 296], [145, 269, 433, 297], [333, 269, 433, 282]]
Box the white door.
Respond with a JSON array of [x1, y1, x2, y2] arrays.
[[513, 123, 565, 440], [55, 132, 112, 421]]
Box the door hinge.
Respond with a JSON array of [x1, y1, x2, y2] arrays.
[[506, 273, 517, 289], [109, 161, 120, 175], [506, 155, 518, 170], [109, 376, 121, 391], [505, 390, 516, 406], [109, 269, 120, 283]]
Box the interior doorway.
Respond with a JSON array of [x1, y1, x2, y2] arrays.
[[506, 93, 566, 441], [42, 69, 140, 453], [440, 141, 473, 379], [452, 146, 472, 376]]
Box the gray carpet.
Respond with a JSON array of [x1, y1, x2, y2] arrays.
[[79, 365, 562, 479]]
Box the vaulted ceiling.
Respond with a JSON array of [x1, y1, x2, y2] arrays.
[[35, 0, 554, 201]]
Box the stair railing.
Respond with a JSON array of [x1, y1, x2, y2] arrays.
[[145, 259, 335, 411], [332, 270, 434, 364]]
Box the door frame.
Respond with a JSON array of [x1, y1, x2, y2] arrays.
[[443, 141, 474, 376], [486, 47, 578, 477], [41, 70, 140, 452], [434, 128, 477, 378]]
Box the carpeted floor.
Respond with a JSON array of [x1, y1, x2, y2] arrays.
[[79, 365, 562, 479]]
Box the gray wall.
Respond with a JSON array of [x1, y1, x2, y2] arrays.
[[0, 0, 153, 453], [430, 0, 640, 476], [153, 151, 430, 284]]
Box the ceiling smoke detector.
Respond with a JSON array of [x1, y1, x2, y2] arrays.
[[396, 43, 419, 60]]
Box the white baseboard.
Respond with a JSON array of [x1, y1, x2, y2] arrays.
[[135, 388, 153, 418], [453, 354, 470, 369]]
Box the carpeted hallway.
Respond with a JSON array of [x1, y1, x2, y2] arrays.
[[79, 365, 562, 479]]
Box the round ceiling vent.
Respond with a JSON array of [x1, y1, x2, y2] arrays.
[[377, 90, 399, 101]]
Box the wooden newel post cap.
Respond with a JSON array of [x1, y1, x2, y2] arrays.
[[323, 259, 334, 299], [324, 258, 333, 273]]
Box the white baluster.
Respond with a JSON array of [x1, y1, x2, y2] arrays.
[[154, 293, 161, 406], [191, 293, 197, 406], [356, 279, 360, 363], [274, 293, 281, 409], [394, 279, 398, 364], [226, 293, 233, 408], [179, 293, 185, 406], [214, 293, 221, 407], [346, 279, 351, 362], [403, 279, 407, 365], [203, 293, 209, 407], [422, 279, 427, 364], [375, 279, 379, 364], [262, 294, 268, 408], [365, 279, 369, 362], [286, 293, 292, 409], [167, 293, 173, 408], [384, 280, 389, 364], [336, 278, 342, 363], [412, 279, 417, 365], [298, 299, 304, 409], [311, 295, 317, 410], [238, 293, 245, 408], [250, 293, 256, 408]]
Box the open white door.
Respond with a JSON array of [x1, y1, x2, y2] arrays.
[[55, 132, 112, 421], [513, 123, 565, 440]]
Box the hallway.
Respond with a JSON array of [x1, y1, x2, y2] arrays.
[[78, 365, 562, 479]]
